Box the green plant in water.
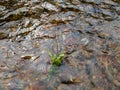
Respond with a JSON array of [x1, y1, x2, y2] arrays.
[[47, 50, 64, 66], [47, 66, 59, 78]]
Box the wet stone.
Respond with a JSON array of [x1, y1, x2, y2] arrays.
[[41, 2, 59, 12], [0, 30, 8, 39], [59, 73, 74, 84], [0, 0, 120, 90]]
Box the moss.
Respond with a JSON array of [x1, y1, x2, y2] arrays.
[[47, 50, 64, 66]]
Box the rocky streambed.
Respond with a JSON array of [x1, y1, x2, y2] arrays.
[[0, 0, 120, 90]]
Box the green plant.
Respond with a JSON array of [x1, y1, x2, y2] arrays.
[[47, 50, 64, 66], [48, 66, 59, 75], [47, 66, 59, 78]]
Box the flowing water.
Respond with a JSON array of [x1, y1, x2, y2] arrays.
[[0, 0, 120, 90]]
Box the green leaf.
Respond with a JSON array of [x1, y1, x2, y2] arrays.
[[47, 49, 64, 66]]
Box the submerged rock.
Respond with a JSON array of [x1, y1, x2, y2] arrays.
[[0, 0, 120, 90]]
